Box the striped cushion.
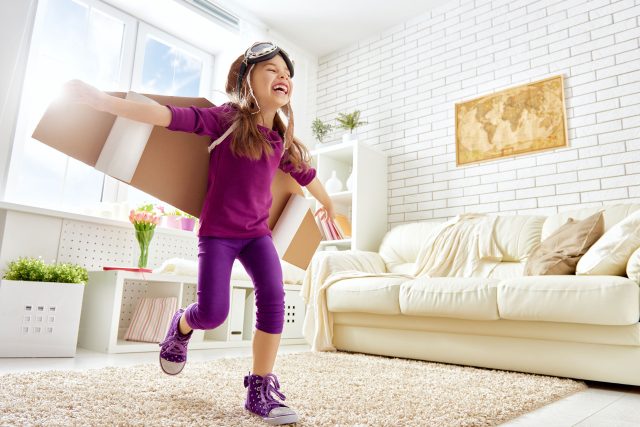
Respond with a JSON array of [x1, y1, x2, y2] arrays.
[[124, 297, 177, 343]]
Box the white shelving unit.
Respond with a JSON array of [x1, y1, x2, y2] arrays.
[[308, 139, 387, 252], [78, 270, 306, 353]]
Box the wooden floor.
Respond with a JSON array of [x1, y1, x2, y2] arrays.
[[1, 345, 638, 426]]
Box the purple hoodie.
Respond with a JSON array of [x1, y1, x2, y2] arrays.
[[167, 103, 316, 238]]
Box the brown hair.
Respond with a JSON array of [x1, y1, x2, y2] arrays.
[[224, 54, 311, 171]]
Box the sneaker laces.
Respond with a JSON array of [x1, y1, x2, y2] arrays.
[[250, 374, 287, 411], [159, 333, 189, 359]]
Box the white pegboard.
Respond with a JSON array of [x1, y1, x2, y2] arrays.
[[57, 220, 134, 270], [182, 282, 198, 307], [147, 232, 198, 269], [57, 219, 198, 270], [118, 280, 149, 330]]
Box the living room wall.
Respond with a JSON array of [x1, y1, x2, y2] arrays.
[[315, 0, 640, 227]]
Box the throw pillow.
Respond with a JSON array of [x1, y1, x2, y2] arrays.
[[577, 209, 640, 276], [124, 297, 178, 343], [627, 246, 640, 283], [524, 211, 604, 276]]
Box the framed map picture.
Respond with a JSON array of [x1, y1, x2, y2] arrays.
[[455, 75, 568, 166]]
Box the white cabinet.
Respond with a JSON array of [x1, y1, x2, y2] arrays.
[[78, 270, 305, 353], [308, 139, 387, 252]]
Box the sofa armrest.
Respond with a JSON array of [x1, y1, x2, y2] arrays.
[[313, 250, 387, 275], [301, 250, 386, 306]]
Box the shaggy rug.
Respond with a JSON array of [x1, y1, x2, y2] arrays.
[[0, 351, 586, 426]]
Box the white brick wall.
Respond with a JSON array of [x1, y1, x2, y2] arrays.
[[316, 0, 640, 228]]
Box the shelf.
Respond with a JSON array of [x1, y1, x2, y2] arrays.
[[80, 271, 306, 354], [319, 239, 351, 246], [329, 191, 352, 204], [310, 140, 355, 160]]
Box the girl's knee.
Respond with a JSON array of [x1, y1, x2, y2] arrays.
[[187, 306, 229, 330]]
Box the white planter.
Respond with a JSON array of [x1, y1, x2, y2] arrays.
[[0, 280, 85, 357], [342, 133, 358, 143]]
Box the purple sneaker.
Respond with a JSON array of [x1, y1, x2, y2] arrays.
[[159, 308, 192, 375], [244, 373, 298, 425]]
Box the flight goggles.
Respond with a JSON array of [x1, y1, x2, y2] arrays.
[[236, 41, 294, 94]]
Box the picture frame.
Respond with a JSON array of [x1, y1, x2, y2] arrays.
[[455, 75, 568, 166]]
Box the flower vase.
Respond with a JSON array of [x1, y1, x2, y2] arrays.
[[325, 170, 343, 193], [135, 228, 154, 268]]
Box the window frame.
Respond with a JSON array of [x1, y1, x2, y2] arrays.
[[5, 0, 215, 216]]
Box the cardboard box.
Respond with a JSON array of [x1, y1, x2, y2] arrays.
[[32, 92, 321, 270]]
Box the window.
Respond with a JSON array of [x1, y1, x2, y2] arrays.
[[124, 23, 212, 208], [5, 0, 213, 215]]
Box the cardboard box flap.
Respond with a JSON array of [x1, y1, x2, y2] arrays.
[[33, 92, 214, 217], [32, 92, 322, 269]]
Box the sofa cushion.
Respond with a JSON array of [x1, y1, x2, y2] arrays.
[[493, 215, 545, 262], [541, 203, 640, 240], [326, 276, 406, 314], [487, 262, 524, 279], [497, 275, 640, 326], [399, 277, 500, 320], [378, 221, 445, 273], [576, 209, 640, 276], [523, 212, 603, 276]]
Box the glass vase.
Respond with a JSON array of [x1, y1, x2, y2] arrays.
[[135, 228, 154, 268]]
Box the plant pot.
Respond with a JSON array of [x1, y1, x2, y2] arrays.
[[161, 215, 182, 229], [181, 217, 196, 231], [342, 133, 357, 143], [0, 280, 85, 357]]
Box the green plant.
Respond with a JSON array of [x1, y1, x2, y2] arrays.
[[336, 110, 367, 133], [2, 257, 88, 284], [311, 118, 333, 143]]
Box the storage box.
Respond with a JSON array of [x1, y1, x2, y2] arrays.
[[0, 280, 85, 357], [282, 289, 305, 339], [228, 288, 246, 341], [32, 93, 321, 269]]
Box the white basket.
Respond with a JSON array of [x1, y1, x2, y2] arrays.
[[0, 280, 85, 357], [282, 289, 305, 339]]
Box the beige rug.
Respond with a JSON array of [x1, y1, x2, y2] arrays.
[[0, 351, 586, 426]]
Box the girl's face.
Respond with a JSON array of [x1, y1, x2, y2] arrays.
[[250, 54, 293, 110]]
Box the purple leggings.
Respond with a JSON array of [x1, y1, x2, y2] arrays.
[[184, 235, 285, 334]]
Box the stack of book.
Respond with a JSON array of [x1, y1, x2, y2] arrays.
[[315, 212, 352, 241]]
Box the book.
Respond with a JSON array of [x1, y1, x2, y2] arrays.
[[103, 266, 153, 273], [334, 214, 352, 238]]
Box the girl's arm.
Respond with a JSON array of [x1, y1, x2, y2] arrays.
[[305, 177, 335, 219], [63, 79, 171, 127]]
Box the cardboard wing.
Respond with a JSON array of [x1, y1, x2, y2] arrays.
[[32, 91, 212, 217], [32, 92, 322, 269]]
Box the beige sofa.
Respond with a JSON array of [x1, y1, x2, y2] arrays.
[[303, 204, 640, 386]]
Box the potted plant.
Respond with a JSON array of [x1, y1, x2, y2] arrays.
[[181, 212, 198, 231], [336, 110, 367, 143], [0, 257, 88, 357], [311, 118, 333, 144], [160, 208, 183, 230]]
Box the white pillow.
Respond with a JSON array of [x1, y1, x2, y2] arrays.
[[627, 246, 640, 283], [576, 209, 640, 276]]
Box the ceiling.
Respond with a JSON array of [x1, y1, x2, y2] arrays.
[[221, 0, 450, 57]]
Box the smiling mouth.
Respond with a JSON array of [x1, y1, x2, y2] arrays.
[[272, 84, 289, 95]]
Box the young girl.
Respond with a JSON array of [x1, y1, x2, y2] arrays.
[[65, 41, 334, 425]]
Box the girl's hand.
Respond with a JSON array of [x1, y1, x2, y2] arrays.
[[62, 79, 107, 110], [316, 205, 336, 220]]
